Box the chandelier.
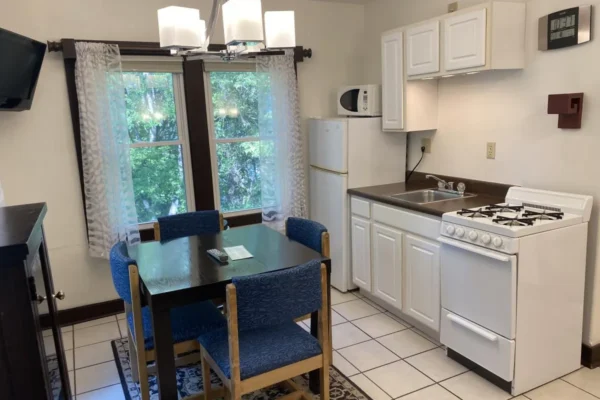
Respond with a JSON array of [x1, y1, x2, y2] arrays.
[[157, 0, 296, 61]]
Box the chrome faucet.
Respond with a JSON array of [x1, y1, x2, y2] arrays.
[[426, 175, 454, 191]]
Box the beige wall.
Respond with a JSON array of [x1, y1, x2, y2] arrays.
[[364, 0, 600, 346], [0, 0, 364, 309]]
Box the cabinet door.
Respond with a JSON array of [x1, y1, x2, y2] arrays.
[[444, 8, 487, 71], [351, 216, 371, 292], [372, 224, 403, 309], [404, 234, 440, 332], [381, 30, 404, 131], [407, 21, 440, 76]]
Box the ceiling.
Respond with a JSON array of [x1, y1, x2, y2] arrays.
[[312, 0, 372, 5]]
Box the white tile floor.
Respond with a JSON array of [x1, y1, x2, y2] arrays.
[[44, 315, 127, 399], [47, 289, 600, 399], [319, 289, 600, 400]]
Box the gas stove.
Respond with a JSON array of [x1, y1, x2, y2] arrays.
[[439, 186, 593, 396], [444, 202, 584, 238], [440, 187, 593, 253]]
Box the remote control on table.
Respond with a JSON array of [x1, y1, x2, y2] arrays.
[[207, 248, 229, 263]]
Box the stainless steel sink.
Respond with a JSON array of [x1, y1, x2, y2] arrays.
[[389, 189, 476, 204]]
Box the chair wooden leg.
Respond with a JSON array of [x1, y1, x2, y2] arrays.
[[128, 327, 140, 383], [329, 316, 333, 363], [201, 349, 213, 400], [320, 365, 329, 400], [230, 384, 241, 400], [138, 359, 150, 400]]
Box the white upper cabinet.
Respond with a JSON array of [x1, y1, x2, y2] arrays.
[[382, 29, 438, 132], [403, 1, 525, 80], [444, 8, 487, 71], [407, 21, 440, 76], [372, 224, 403, 309], [381, 30, 404, 131]]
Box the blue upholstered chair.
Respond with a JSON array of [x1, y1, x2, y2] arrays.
[[198, 260, 331, 400], [285, 217, 330, 257], [153, 210, 224, 242], [109, 242, 226, 400]]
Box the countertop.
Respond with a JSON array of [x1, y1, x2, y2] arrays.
[[0, 203, 47, 265], [347, 173, 510, 217]]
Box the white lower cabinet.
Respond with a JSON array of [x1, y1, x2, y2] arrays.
[[350, 199, 442, 332], [351, 216, 371, 291], [403, 235, 441, 331], [372, 224, 403, 309]]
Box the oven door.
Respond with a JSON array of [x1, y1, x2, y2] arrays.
[[439, 236, 517, 339]]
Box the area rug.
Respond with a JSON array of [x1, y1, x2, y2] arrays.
[[47, 355, 64, 400], [112, 338, 371, 400]]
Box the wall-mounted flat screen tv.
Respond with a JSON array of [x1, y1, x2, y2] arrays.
[[0, 27, 46, 111]]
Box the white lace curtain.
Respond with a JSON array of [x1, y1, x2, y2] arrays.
[[0, 180, 5, 207], [74, 42, 140, 258], [257, 51, 307, 232]]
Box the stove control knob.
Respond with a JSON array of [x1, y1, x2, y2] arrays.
[[446, 225, 455, 235], [493, 237, 503, 248], [456, 228, 465, 238], [481, 234, 491, 245], [468, 231, 478, 241]]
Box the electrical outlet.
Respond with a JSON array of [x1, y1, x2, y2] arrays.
[[422, 138, 432, 154], [487, 142, 496, 159]]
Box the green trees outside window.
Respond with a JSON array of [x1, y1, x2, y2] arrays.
[[210, 71, 271, 214], [123, 70, 270, 223], [124, 72, 189, 223]]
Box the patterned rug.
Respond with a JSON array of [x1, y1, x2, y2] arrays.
[[112, 338, 371, 400], [48, 355, 63, 400]]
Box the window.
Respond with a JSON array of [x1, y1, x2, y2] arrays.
[[207, 65, 271, 215], [123, 68, 194, 224]]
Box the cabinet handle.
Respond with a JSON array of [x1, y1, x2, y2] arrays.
[[52, 291, 66, 301], [36, 295, 47, 304], [447, 313, 498, 342]]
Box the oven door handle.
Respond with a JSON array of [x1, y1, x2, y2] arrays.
[[438, 237, 511, 262], [446, 313, 498, 342]]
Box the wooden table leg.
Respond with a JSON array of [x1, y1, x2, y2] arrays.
[[151, 306, 178, 400], [309, 268, 331, 394]]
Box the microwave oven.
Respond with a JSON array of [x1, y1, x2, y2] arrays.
[[337, 85, 382, 117]]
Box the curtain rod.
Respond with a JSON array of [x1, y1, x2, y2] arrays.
[[47, 40, 313, 62]]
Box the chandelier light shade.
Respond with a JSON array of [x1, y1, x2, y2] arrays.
[[222, 0, 264, 45], [158, 6, 206, 49], [265, 11, 296, 49]]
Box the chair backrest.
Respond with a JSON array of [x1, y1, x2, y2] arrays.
[[286, 217, 328, 255], [157, 210, 221, 242], [231, 259, 322, 332], [109, 241, 137, 304]]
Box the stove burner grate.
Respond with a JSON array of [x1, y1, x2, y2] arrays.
[[493, 216, 536, 226], [485, 204, 524, 213], [522, 210, 564, 221], [457, 208, 496, 218]]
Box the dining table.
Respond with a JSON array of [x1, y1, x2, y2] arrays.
[[128, 223, 332, 400]]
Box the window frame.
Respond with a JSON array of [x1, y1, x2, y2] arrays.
[[204, 62, 263, 217], [121, 59, 196, 228], [59, 40, 308, 241]]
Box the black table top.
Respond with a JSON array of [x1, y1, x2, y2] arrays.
[[0, 203, 47, 265], [129, 224, 329, 308]]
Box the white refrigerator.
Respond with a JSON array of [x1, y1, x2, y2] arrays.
[[309, 117, 407, 292]]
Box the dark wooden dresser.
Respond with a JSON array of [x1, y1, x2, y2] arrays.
[[0, 203, 71, 399]]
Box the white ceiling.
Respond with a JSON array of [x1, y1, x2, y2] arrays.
[[312, 0, 372, 5]]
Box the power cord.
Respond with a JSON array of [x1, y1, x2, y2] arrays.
[[406, 146, 426, 182]]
